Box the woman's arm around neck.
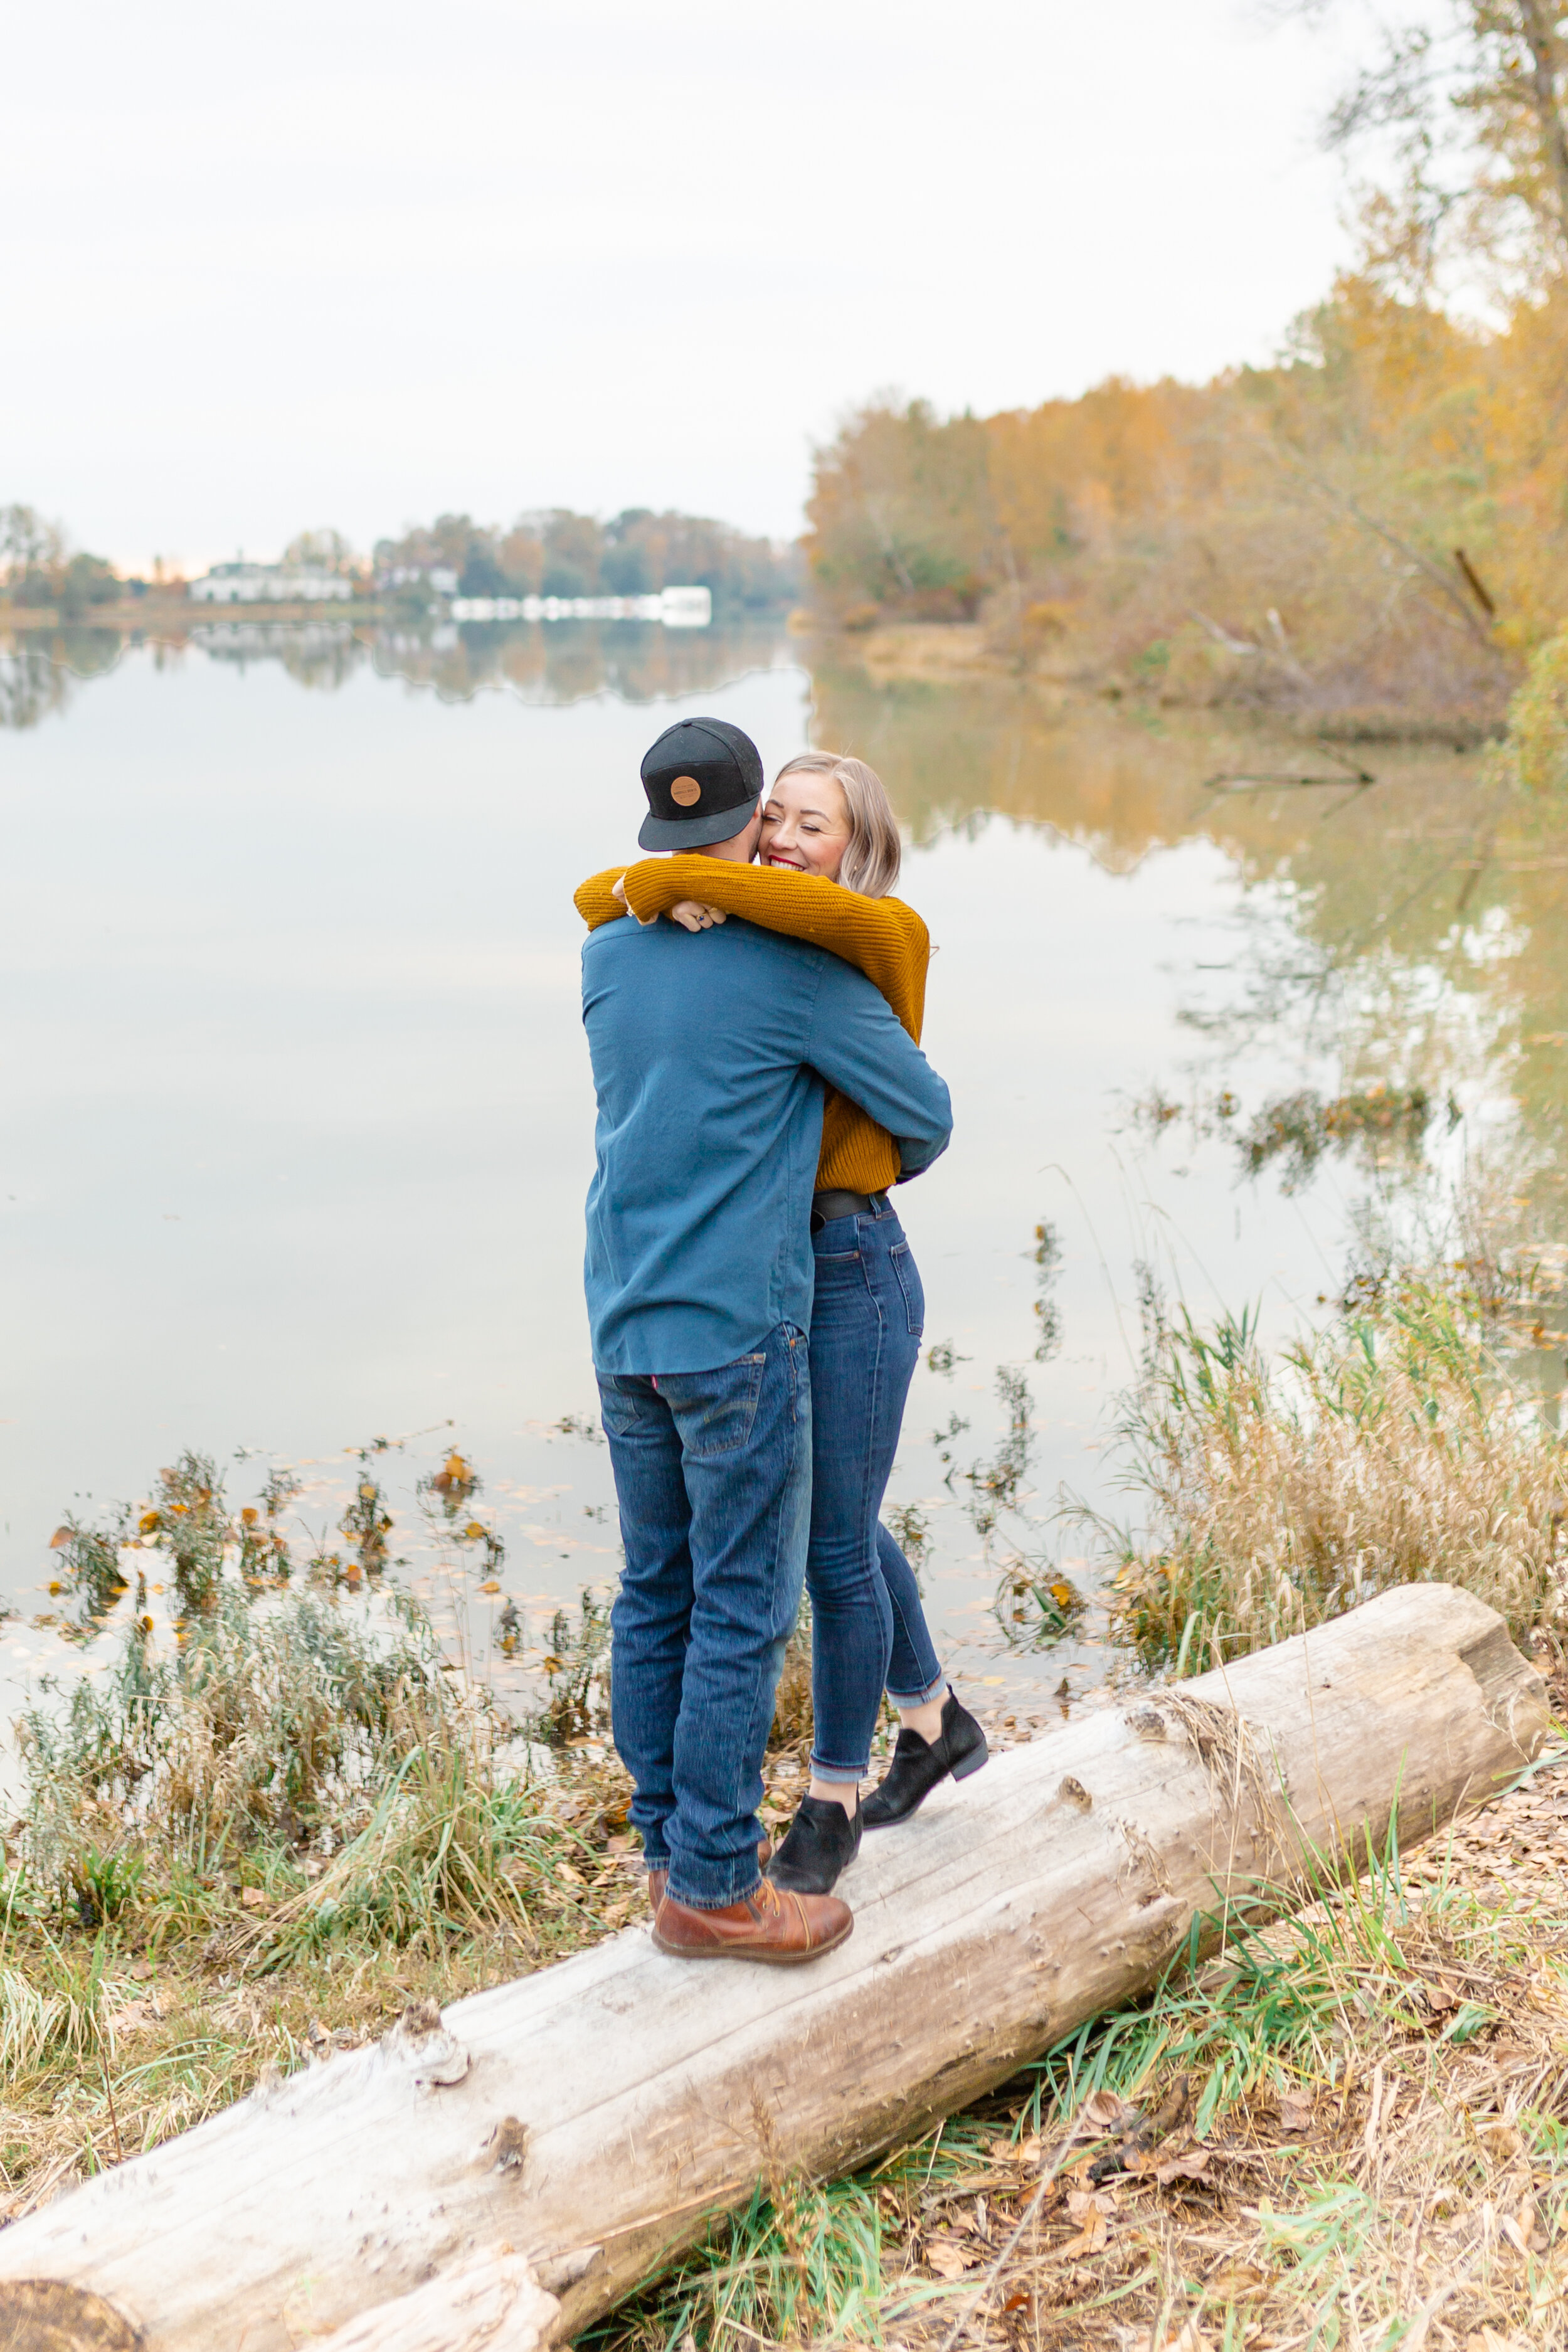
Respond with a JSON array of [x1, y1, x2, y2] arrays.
[[618, 856, 930, 1041]]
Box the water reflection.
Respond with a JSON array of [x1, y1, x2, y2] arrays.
[[0, 617, 797, 726], [8, 615, 1562, 1237], [813, 654, 1568, 1219], [0, 632, 126, 726]]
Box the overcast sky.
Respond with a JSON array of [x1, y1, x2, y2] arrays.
[[6, 0, 1387, 571]]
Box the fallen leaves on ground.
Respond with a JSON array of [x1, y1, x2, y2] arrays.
[[844, 1761, 1568, 2352]]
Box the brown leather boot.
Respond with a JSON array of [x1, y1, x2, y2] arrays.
[[652, 1874, 852, 1964], [645, 1840, 771, 1920]]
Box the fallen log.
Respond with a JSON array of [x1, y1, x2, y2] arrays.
[[0, 1583, 1547, 2351]]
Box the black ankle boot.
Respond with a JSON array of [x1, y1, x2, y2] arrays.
[[767, 1793, 862, 1894], [862, 1690, 988, 1828]]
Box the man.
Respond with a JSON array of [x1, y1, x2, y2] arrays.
[[580, 714, 952, 1964]]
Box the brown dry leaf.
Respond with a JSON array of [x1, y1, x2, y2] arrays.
[[1013, 2134, 1044, 2166], [1498, 2202, 1538, 2257], [127, 1958, 154, 1982], [1057, 2208, 1109, 2259], [240, 1886, 268, 1911], [1150, 2319, 1209, 2352], [1277, 2090, 1314, 2134], [1155, 2149, 1216, 2188], [923, 2239, 975, 2280], [107, 1998, 157, 2038], [1066, 2187, 1116, 2221], [1083, 2089, 1125, 2130], [1478, 2121, 1525, 2163], [1426, 1979, 1460, 2016], [1205, 2259, 1268, 2298]]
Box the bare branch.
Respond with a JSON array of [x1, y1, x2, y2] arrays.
[[1515, 0, 1568, 253]]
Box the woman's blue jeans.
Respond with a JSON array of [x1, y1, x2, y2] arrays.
[[807, 1202, 945, 1783]]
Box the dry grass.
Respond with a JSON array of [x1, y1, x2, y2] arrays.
[[0, 1583, 643, 2218], [595, 1764, 1568, 2352], [0, 1555, 834, 2222], [1099, 1277, 1568, 1678]]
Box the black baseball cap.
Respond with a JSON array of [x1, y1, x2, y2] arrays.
[[638, 716, 764, 850]]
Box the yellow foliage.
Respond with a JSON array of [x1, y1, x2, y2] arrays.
[[1496, 622, 1568, 795], [806, 277, 1568, 722]]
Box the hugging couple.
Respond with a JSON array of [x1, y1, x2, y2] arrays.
[[574, 715, 985, 1966]]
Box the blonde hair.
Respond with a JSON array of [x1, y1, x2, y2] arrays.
[[770, 752, 902, 898]]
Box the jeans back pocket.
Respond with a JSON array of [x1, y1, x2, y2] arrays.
[[664, 1351, 769, 1458]]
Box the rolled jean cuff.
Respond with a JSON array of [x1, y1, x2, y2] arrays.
[[667, 1873, 762, 1910], [887, 1670, 946, 1707], [808, 1755, 867, 1785]]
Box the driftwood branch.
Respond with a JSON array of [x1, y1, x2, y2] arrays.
[[0, 1584, 1547, 2352]]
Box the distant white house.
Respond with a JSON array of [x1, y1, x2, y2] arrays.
[[377, 563, 460, 596], [447, 585, 712, 628], [189, 563, 353, 605]]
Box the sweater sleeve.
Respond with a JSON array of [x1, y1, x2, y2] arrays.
[[805, 960, 952, 1182], [573, 867, 632, 930], [618, 857, 930, 1041]]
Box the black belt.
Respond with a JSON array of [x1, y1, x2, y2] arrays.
[[811, 1187, 887, 1229]]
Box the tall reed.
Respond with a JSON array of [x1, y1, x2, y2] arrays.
[[1098, 1275, 1568, 1675]]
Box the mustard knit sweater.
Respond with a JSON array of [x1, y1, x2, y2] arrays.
[[573, 857, 931, 1194]]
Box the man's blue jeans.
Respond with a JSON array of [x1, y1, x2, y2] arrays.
[[596, 1320, 810, 1909], [807, 1203, 945, 1783]]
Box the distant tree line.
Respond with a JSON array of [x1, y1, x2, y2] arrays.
[[805, 2, 1568, 721], [1, 506, 119, 618], [0, 506, 798, 620], [373, 509, 797, 615]]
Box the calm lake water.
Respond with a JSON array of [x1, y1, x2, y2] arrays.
[[3, 617, 1556, 1715]]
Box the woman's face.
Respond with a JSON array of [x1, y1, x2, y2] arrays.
[[759, 772, 852, 879]]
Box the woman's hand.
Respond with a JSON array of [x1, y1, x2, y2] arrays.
[[611, 876, 726, 933]]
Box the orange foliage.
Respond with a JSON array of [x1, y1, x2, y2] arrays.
[[806, 277, 1568, 722]]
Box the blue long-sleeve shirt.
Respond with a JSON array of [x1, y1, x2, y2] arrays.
[[581, 914, 952, 1374]]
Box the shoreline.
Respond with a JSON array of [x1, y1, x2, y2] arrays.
[[0, 601, 792, 635], [797, 618, 1508, 744]]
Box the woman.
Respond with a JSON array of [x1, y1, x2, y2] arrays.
[[575, 753, 986, 1893]]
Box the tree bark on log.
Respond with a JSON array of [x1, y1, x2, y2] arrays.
[[0, 1584, 1548, 2352]]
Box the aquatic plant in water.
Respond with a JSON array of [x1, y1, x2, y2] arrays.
[[1092, 1272, 1568, 1677]]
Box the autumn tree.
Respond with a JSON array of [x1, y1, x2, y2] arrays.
[[1306, 1, 1568, 289], [283, 528, 356, 574], [1, 504, 119, 616]]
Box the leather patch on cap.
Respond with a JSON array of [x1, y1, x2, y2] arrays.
[[669, 775, 702, 806]]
